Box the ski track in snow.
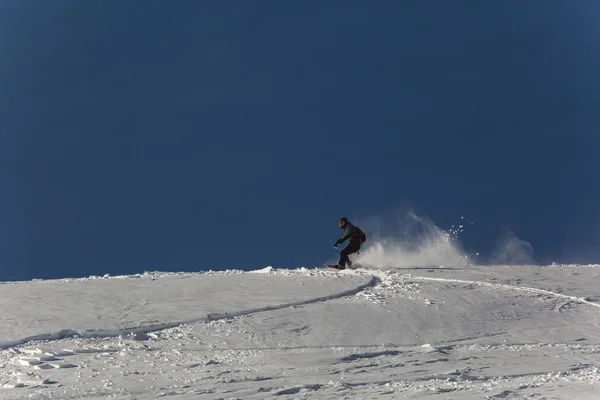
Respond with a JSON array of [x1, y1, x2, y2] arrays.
[[1, 265, 600, 399], [0, 270, 378, 351], [409, 275, 600, 310]]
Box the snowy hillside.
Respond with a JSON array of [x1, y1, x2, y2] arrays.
[[1, 264, 600, 399]]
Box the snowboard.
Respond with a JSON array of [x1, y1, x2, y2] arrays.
[[327, 263, 363, 271]]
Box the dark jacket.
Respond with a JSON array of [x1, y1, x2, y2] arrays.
[[336, 223, 363, 246]]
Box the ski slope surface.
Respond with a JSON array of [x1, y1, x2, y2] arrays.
[[1, 264, 600, 399]]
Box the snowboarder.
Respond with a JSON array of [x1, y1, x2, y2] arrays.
[[332, 217, 366, 269]]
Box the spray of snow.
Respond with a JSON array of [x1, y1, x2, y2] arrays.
[[489, 230, 535, 265], [354, 211, 472, 269]]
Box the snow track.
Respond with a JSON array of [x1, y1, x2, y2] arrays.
[[0, 270, 377, 350], [206, 275, 378, 320], [410, 275, 600, 310]]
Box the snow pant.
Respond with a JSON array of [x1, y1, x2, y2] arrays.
[[338, 240, 361, 268]]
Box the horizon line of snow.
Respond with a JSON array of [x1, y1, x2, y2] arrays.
[[0, 274, 379, 350]]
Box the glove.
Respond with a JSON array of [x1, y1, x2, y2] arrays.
[[334, 240, 341, 249]]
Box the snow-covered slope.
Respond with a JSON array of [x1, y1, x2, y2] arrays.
[[1, 264, 599, 399]]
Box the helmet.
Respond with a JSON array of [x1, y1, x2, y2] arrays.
[[338, 217, 349, 227]]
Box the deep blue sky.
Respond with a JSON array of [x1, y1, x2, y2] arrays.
[[1, 1, 599, 281]]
